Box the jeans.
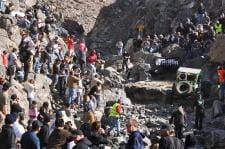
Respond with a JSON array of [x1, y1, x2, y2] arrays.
[[117, 48, 123, 56], [108, 117, 120, 135], [197, 14, 204, 24], [53, 74, 59, 89], [122, 60, 128, 72], [175, 125, 183, 139], [220, 83, 225, 101], [66, 88, 77, 104], [195, 112, 204, 130]]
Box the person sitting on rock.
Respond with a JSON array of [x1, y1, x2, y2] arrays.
[[96, 52, 105, 72], [10, 94, 23, 114], [38, 102, 51, 123]]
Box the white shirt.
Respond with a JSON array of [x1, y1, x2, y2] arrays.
[[24, 82, 35, 99], [13, 121, 25, 140]]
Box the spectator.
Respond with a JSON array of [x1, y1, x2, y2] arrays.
[[122, 50, 130, 73], [1, 50, 8, 70], [80, 110, 96, 138], [66, 71, 80, 104], [52, 59, 61, 92], [0, 114, 17, 149], [47, 118, 70, 149], [108, 99, 123, 136], [7, 48, 18, 84], [126, 118, 144, 149], [159, 124, 184, 149], [0, 82, 11, 116], [28, 101, 38, 121], [218, 13, 225, 33], [13, 113, 25, 141], [37, 114, 51, 148], [24, 79, 35, 107], [87, 50, 97, 76], [89, 121, 111, 147], [169, 105, 186, 139], [197, 2, 206, 24], [214, 20, 223, 34], [10, 94, 23, 114], [72, 129, 92, 149], [116, 40, 123, 56], [217, 65, 225, 101], [21, 120, 42, 149], [66, 34, 75, 56], [194, 95, 205, 130], [38, 102, 51, 123], [77, 39, 87, 73]]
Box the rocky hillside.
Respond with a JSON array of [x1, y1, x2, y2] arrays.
[[55, 0, 225, 53]]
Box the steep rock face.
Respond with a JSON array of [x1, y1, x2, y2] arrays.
[[86, 0, 215, 53], [50, 0, 114, 34], [209, 35, 225, 63], [125, 81, 173, 103]]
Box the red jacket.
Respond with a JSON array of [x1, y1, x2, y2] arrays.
[[218, 69, 225, 83], [67, 38, 74, 50], [78, 42, 86, 51], [2, 54, 7, 67], [88, 54, 97, 65]]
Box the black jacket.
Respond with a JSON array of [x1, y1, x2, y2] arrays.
[[37, 123, 50, 148], [0, 124, 16, 149], [73, 137, 92, 149], [88, 131, 110, 146], [159, 136, 184, 149]]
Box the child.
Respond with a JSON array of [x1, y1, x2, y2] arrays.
[[28, 101, 38, 121]]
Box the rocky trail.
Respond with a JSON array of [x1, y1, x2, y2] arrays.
[[0, 0, 225, 148]]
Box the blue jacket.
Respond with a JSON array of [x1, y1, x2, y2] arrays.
[[126, 131, 144, 149], [21, 131, 40, 149]]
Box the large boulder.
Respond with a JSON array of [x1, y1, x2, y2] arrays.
[[0, 32, 17, 51], [129, 63, 151, 82], [204, 130, 225, 148], [132, 50, 158, 65], [8, 25, 22, 45], [209, 35, 225, 63], [34, 74, 52, 108], [161, 44, 186, 58], [125, 81, 173, 103], [103, 88, 132, 105], [9, 80, 29, 116], [24, 0, 37, 7], [0, 14, 17, 29], [102, 67, 125, 88]]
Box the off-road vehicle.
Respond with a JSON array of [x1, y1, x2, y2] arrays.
[[173, 67, 202, 96]]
